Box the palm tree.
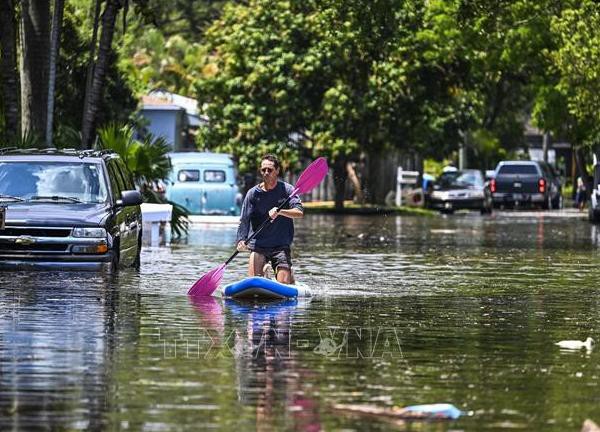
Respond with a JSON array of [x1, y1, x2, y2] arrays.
[[81, 0, 123, 148], [81, 0, 103, 148], [97, 123, 189, 237], [20, 0, 50, 139], [46, 0, 65, 147], [0, 0, 20, 144]]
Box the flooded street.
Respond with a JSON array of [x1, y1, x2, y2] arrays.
[[2, 212, 600, 431]]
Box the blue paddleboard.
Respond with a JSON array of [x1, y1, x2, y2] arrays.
[[223, 276, 311, 299]]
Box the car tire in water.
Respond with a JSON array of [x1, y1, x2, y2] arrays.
[[480, 205, 493, 215], [552, 194, 563, 210], [111, 239, 120, 273], [481, 194, 493, 214], [542, 195, 551, 210], [132, 234, 141, 270]]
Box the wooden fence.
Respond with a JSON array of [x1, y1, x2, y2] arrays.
[[284, 149, 423, 204]]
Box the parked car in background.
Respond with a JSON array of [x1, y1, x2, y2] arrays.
[[427, 169, 492, 214], [165, 152, 242, 215], [490, 160, 562, 209], [0, 148, 143, 271]]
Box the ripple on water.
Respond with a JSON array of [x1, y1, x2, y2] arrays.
[[2, 214, 600, 431]]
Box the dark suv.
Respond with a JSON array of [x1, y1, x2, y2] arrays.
[[490, 160, 562, 209], [0, 148, 143, 271]]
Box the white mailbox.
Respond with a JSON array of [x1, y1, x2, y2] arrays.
[[141, 203, 173, 247], [396, 167, 420, 207]]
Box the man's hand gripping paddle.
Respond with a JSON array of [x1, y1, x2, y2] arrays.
[[188, 157, 329, 297]]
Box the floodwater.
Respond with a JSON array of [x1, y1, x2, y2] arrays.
[[2, 211, 600, 431]]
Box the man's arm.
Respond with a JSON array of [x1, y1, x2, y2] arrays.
[[269, 183, 304, 219], [236, 192, 253, 250], [269, 207, 304, 219]]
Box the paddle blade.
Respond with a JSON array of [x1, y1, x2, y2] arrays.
[[188, 263, 225, 297], [295, 157, 329, 195]]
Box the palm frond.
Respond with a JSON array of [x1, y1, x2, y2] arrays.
[[97, 123, 137, 166], [54, 125, 82, 149], [11, 130, 42, 149], [136, 133, 171, 182], [98, 122, 188, 237]]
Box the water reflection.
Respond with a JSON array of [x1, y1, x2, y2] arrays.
[[197, 298, 322, 431], [189, 296, 225, 335], [178, 224, 238, 247], [1, 214, 600, 431], [0, 272, 143, 430]]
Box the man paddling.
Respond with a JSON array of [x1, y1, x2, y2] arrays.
[[236, 154, 304, 284]]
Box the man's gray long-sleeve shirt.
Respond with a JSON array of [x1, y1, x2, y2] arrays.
[[236, 180, 303, 251]]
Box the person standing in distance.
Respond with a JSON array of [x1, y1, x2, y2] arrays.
[[236, 154, 304, 284]]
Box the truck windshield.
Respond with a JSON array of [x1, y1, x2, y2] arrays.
[[498, 164, 538, 175], [0, 161, 108, 204]]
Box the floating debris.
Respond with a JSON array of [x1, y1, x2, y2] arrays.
[[556, 337, 594, 350], [332, 402, 461, 421]]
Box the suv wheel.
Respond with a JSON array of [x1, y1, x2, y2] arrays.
[[552, 194, 563, 210], [111, 240, 120, 272], [132, 234, 142, 270], [542, 195, 551, 210], [481, 193, 493, 214]]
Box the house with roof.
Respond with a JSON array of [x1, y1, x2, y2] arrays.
[[524, 122, 573, 179], [138, 90, 207, 152]]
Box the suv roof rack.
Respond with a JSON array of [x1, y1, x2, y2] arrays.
[[0, 147, 117, 158], [0, 147, 20, 155]]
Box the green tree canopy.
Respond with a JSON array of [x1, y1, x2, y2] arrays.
[[534, 0, 600, 150]]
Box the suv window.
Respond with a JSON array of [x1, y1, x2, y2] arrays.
[[0, 161, 108, 203], [106, 160, 125, 200], [115, 158, 135, 190], [498, 164, 538, 175]]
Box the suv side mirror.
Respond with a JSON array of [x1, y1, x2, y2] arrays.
[[118, 190, 143, 207]]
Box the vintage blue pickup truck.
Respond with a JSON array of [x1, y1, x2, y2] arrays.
[[165, 152, 242, 215]]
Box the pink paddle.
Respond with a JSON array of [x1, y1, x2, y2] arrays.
[[188, 157, 329, 297]]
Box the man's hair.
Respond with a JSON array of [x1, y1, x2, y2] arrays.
[[261, 154, 280, 170]]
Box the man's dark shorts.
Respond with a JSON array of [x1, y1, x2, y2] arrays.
[[253, 247, 293, 272]]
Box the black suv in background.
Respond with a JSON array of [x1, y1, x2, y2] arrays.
[[490, 160, 563, 210], [0, 148, 143, 271]]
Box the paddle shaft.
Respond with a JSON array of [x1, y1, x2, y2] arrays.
[[224, 187, 299, 266]]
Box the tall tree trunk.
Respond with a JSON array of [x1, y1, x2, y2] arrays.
[[574, 145, 592, 192], [81, 0, 122, 149], [46, 0, 65, 147], [346, 161, 364, 204], [0, 0, 20, 144], [20, 0, 50, 138], [81, 0, 102, 148], [333, 157, 347, 212], [542, 132, 549, 163], [574, 146, 589, 178]]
